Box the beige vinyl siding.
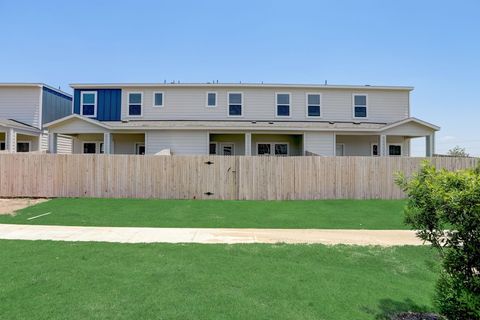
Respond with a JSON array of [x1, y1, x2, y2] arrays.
[[209, 134, 245, 156], [112, 134, 144, 154], [304, 132, 335, 156], [57, 135, 73, 154], [146, 130, 208, 155], [120, 87, 409, 123], [0, 87, 41, 128], [335, 135, 409, 156], [251, 134, 303, 156], [40, 133, 49, 152]]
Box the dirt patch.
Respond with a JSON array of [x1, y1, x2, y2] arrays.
[[0, 198, 48, 215]]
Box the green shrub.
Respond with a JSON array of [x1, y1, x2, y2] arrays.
[[396, 162, 480, 320]]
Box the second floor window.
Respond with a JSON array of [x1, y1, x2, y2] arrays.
[[153, 92, 163, 107], [276, 93, 290, 117], [81, 91, 97, 117], [307, 94, 321, 117], [228, 93, 243, 116], [128, 93, 143, 116], [354, 94, 367, 118], [207, 92, 217, 107]]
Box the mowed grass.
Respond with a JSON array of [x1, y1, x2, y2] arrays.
[[0, 198, 409, 229], [0, 240, 439, 320]]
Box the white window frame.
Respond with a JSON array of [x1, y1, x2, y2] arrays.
[[127, 92, 143, 117], [275, 92, 291, 118], [371, 143, 379, 156], [388, 144, 402, 156], [352, 93, 368, 119], [255, 142, 290, 156], [82, 141, 102, 154], [152, 91, 164, 108], [134, 142, 145, 155], [80, 91, 97, 118], [16, 141, 31, 153], [227, 92, 243, 117], [209, 141, 218, 155], [219, 142, 235, 156], [206, 92, 217, 108], [306, 93, 322, 118]]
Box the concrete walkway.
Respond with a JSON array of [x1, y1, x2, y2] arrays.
[[0, 224, 423, 246]]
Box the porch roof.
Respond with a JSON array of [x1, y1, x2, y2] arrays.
[[0, 119, 41, 134]]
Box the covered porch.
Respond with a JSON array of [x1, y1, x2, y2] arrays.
[[0, 119, 43, 153], [209, 132, 303, 156]]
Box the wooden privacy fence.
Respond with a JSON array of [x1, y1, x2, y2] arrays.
[[0, 154, 478, 200]]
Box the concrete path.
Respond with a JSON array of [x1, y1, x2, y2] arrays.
[[0, 224, 423, 246]]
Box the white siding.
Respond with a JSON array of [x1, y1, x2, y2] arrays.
[[121, 87, 409, 124], [304, 132, 335, 156], [57, 135, 73, 154], [40, 133, 49, 152], [146, 130, 208, 155], [0, 87, 41, 128]]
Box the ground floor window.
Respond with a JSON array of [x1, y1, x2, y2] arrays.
[[257, 143, 289, 156], [135, 143, 145, 155], [371, 144, 379, 156], [219, 143, 234, 156], [388, 144, 402, 156], [209, 142, 217, 155], [0, 141, 5, 151], [16, 142, 30, 153], [83, 142, 97, 154], [335, 143, 345, 156]]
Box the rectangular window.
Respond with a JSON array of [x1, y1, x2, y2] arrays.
[[372, 144, 379, 156], [81, 91, 97, 117], [16, 142, 30, 153], [274, 143, 288, 156], [307, 94, 321, 117], [135, 143, 145, 155], [257, 143, 289, 156], [83, 142, 97, 154], [257, 143, 271, 155], [153, 92, 163, 107], [228, 93, 243, 116], [206, 92, 217, 107], [128, 92, 143, 116], [0, 142, 5, 151], [353, 94, 367, 118], [209, 143, 217, 155], [276, 93, 290, 117], [389, 145, 402, 156]]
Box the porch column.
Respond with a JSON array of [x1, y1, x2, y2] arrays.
[[48, 133, 58, 154], [245, 132, 251, 156], [379, 135, 387, 156], [426, 133, 435, 157], [103, 132, 112, 154], [6, 128, 16, 153]]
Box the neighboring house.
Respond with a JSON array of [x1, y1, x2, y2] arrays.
[[0, 83, 72, 153], [44, 83, 439, 156]]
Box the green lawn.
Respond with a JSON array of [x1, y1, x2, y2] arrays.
[[0, 198, 409, 229], [0, 240, 439, 320]]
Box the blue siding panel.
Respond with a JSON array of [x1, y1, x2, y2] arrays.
[[73, 89, 121, 121], [42, 87, 73, 124]]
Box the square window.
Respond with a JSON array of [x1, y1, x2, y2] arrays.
[[354, 107, 367, 117], [257, 144, 271, 155], [207, 92, 216, 107], [82, 105, 95, 116], [389, 145, 402, 156], [277, 105, 290, 116], [129, 93, 142, 104], [129, 104, 142, 116], [16, 142, 30, 152], [83, 143, 96, 154], [274, 144, 288, 155], [154, 93, 163, 107], [229, 105, 242, 116], [308, 105, 320, 117]]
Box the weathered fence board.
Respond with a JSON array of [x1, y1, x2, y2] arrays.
[[0, 154, 477, 200]]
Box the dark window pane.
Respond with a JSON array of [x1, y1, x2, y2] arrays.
[[0, 142, 5, 150], [277, 105, 290, 116], [129, 104, 142, 116], [138, 146, 145, 155], [389, 145, 402, 156], [154, 93, 163, 106], [222, 146, 233, 156], [82, 104, 95, 116], [229, 93, 242, 104], [17, 143, 30, 152], [83, 143, 96, 154], [277, 94, 289, 105], [308, 105, 320, 117], [257, 144, 271, 155], [274, 144, 288, 155], [209, 143, 216, 155], [372, 144, 378, 156], [229, 105, 242, 116], [207, 93, 216, 106], [308, 94, 320, 105], [354, 106, 367, 117], [129, 93, 142, 104], [354, 95, 366, 106], [82, 93, 95, 104]]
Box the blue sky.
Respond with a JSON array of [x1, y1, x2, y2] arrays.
[[1, 0, 479, 156]]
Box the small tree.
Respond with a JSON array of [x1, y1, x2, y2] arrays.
[[396, 162, 480, 320], [447, 146, 470, 157]]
